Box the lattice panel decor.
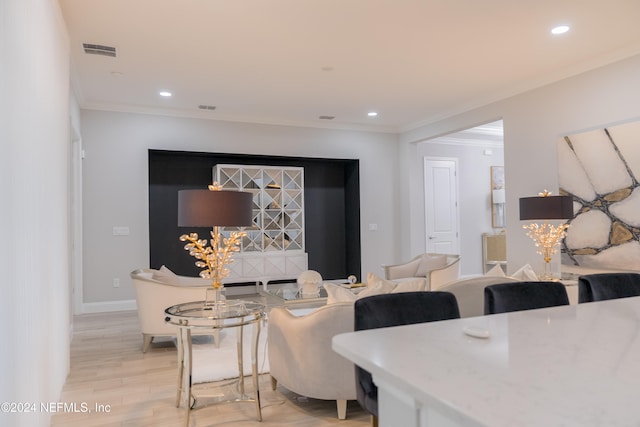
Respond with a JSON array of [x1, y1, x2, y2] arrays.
[[213, 164, 305, 253]]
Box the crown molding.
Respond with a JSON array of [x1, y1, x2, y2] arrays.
[[80, 102, 399, 134]]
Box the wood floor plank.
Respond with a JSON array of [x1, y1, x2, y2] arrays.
[[51, 306, 369, 426]]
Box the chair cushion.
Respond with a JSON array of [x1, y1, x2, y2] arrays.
[[324, 281, 394, 304], [366, 273, 426, 293], [416, 254, 448, 276], [391, 279, 425, 293]]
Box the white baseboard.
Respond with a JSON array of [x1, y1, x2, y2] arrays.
[[82, 299, 137, 314]]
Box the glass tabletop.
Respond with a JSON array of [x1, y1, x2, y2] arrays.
[[263, 285, 327, 302], [165, 300, 266, 328], [263, 282, 366, 304]]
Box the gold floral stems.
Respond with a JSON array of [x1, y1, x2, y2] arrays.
[[523, 222, 570, 278], [179, 226, 247, 289]]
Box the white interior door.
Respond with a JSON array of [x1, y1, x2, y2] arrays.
[[424, 157, 459, 254]]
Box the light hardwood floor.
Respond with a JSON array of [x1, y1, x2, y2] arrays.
[[51, 307, 369, 426]]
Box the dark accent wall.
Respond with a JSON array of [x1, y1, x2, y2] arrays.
[[148, 149, 361, 281]]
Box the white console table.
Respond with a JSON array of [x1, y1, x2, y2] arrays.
[[223, 251, 308, 291], [333, 296, 640, 426]]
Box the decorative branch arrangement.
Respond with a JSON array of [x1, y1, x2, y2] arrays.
[[179, 226, 247, 289], [523, 222, 570, 263]]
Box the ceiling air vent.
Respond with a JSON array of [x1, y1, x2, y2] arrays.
[[198, 105, 217, 111], [82, 43, 116, 57], [319, 115, 335, 120]]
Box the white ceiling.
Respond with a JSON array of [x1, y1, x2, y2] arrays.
[[59, 0, 640, 133]]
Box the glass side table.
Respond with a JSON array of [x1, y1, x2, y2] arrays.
[[165, 300, 266, 427]]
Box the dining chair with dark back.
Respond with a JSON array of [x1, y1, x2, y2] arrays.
[[484, 281, 570, 315], [353, 291, 460, 427], [578, 272, 640, 303]]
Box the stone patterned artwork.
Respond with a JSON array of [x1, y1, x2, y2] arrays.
[[558, 120, 640, 271]]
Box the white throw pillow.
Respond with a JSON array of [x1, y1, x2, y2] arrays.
[[511, 264, 539, 281], [416, 254, 448, 277], [485, 264, 506, 277], [357, 282, 393, 299], [324, 283, 356, 304], [152, 265, 182, 285], [366, 272, 397, 293]]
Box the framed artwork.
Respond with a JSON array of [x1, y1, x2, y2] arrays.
[[557, 119, 640, 271], [491, 166, 506, 228]]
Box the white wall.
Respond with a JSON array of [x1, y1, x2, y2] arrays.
[[0, 1, 71, 426], [401, 54, 640, 276], [416, 142, 504, 275], [77, 50, 640, 309], [80, 110, 399, 309]]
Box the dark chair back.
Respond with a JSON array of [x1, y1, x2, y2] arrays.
[[353, 291, 460, 418], [578, 273, 640, 303], [484, 281, 569, 315]]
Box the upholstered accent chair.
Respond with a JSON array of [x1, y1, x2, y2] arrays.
[[484, 281, 570, 315], [353, 292, 461, 425], [131, 268, 220, 352], [439, 276, 519, 318], [268, 302, 357, 420], [383, 253, 461, 291], [578, 272, 640, 303]]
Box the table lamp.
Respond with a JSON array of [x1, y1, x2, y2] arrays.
[[519, 190, 573, 280], [178, 183, 253, 306]]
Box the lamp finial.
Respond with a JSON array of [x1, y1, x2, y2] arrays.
[[208, 182, 222, 191]]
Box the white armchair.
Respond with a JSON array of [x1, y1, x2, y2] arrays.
[[383, 253, 461, 291], [131, 268, 221, 352], [268, 302, 357, 419]]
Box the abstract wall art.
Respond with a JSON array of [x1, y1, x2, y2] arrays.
[[558, 120, 640, 271]]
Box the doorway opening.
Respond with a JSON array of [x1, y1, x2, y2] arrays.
[[419, 120, 504, 275]]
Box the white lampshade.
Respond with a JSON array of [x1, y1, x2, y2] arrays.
[[492, 189, 506, 204]]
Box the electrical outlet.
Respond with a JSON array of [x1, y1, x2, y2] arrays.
[[113, 278, 120, 288]]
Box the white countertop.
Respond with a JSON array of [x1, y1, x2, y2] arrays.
[[333, 296, 640, 426]]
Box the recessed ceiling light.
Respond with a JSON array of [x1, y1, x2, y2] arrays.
[[159, 91, 172, 97], [367, 112, 378, 117], [551, 25, 570, 35]]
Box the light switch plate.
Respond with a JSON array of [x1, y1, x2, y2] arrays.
[[112, 226, 130, 236]]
